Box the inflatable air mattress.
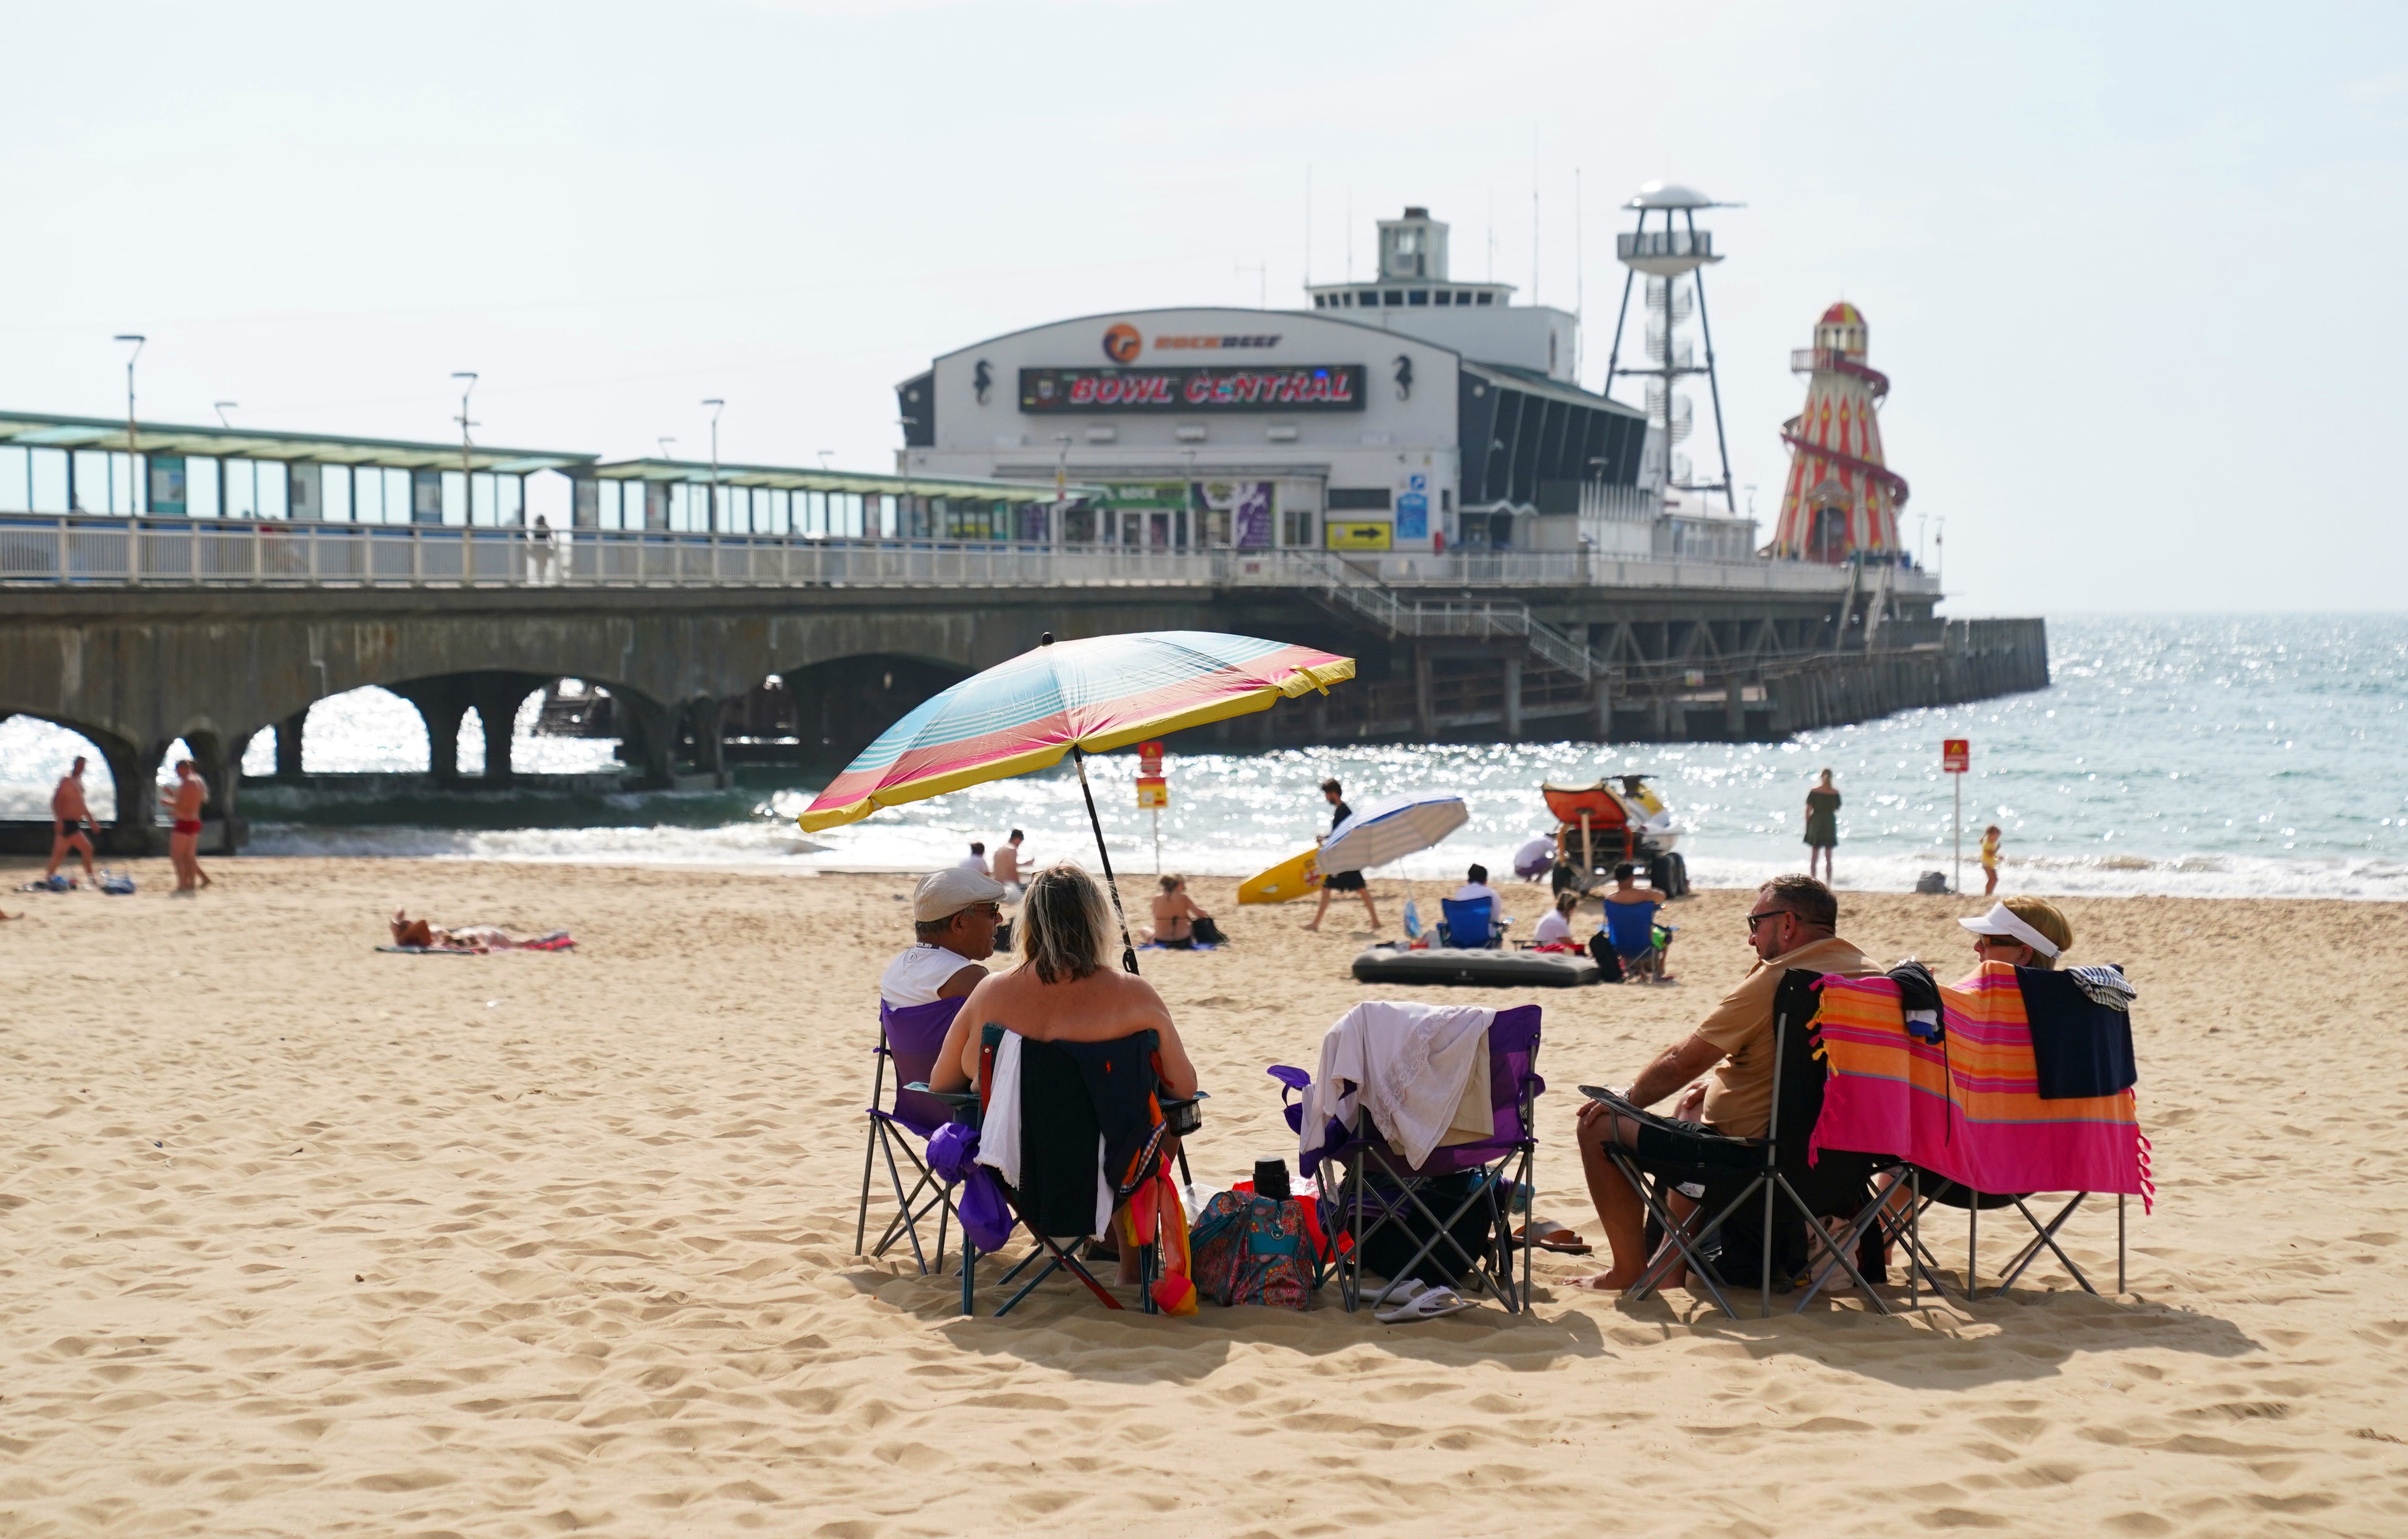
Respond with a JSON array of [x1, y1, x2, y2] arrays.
[[1351, 945, 1601, 988]]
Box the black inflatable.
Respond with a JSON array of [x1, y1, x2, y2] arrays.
[[1351, 945, 1602, 988]]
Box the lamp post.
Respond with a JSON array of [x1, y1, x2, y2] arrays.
[[703, 399, 724, 532], [213, 401, 237, 428], [1054, 432, 1072, 548], [114, 335, 145, 511], [450, 372, 479, 522]]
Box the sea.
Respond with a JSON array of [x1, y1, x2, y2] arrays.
[[3, 614, 2402, 901]]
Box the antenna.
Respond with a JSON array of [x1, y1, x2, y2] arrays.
[[1344, 187, 1352, 282], [1574, 167, 1584, 383]]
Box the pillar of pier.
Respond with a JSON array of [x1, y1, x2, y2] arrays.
[[1725, 676, 1746, 741], [466, 674, 548, 787], [390, 678, 472, 787], [1502, 654, 1523, 741], [276, 709, 307, 778], [685, 698, 726, 776], [1413, 646, 1435, 741], [616, 694, 677, 789]]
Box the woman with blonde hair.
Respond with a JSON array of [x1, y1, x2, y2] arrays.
[[1956, 895, 2073, 975], [929, 862, 1200, 1281]]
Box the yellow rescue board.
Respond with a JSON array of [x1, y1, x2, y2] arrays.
[[1238, 846, 1324, 904]]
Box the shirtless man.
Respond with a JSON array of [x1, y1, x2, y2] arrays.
[[46, 756, 99, 884], [160, 759, 211, 894]]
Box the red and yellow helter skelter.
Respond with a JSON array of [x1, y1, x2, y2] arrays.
[[1770, 302, 1909, 562]]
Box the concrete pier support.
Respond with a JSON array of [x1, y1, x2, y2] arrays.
[[1502, 655, 1524, 741], [390, 678, 472, 786], [1725, 677, 1746, 741], [1592, 680, 1615, 743], [275, 709, 306, 777], [1413, 647, 1435, 741], [616, 694, 677, 788], [685, 698, 726, 776]]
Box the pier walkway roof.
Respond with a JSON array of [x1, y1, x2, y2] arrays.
[[0, 411, 593, 475]]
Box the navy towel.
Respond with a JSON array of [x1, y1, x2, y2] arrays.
[[2014, 966, 2138, 1100]]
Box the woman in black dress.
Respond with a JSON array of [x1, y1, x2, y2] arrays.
[[1804, 768, 1841, 883], [1303, 777, 1381, 932]]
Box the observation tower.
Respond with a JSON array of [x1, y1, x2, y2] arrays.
[[1769, 302, 1910, 561], [1602, 181, 1739, 511]]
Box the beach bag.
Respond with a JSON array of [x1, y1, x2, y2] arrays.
[[1189, 1191, 1312, 1309], [1192, 916, 1230, 947]]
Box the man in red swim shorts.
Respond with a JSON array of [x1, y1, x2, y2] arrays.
[[160, 758, 212, 895]]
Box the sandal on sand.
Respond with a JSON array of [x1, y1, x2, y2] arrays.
[[1511, 1220, 1593, 1255], [1376, 1284, 1473, 1324]]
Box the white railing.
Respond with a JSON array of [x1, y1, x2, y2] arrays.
[[0, 514, 1936, 598]]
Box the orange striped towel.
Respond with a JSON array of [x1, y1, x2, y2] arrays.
[[1808, 962, 2150, 1208]]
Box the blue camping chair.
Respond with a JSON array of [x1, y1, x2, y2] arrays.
[[1437, 896, 1502, 949], [1602, 898, 1673, 980]]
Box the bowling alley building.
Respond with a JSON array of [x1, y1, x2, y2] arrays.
[[894, 207, 1655, 554]]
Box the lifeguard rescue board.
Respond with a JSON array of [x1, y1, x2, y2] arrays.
[[1237, 846, 1324, 904]]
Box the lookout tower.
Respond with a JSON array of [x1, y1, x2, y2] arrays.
[[1769, 302, 1910, 562], [1602, 181, 1739, 510]]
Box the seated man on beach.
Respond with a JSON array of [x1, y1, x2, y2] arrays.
[[1139, 873, 1216, 948], [880, 867, 1006, 1006], [1571, 874, 1881, 1290], [1602, 863, 1673, 980]]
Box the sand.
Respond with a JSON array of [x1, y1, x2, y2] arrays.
[[3, 856, 2406, 1537]]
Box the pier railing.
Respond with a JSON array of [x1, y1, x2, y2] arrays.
[[0, 514, 1938, 598]]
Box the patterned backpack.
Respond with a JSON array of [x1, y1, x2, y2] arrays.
[[1189, 1191, 1313, 1309]]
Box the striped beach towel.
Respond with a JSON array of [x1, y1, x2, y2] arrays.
[[1807, 962, 2151, 1209]]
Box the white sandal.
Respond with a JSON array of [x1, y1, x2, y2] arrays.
[[1376, 1283, 1473, 1324]]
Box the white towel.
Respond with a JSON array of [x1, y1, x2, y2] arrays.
[[1301, 1001, 1495, 1170]]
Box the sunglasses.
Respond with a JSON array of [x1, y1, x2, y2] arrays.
[[1745, 909, 1792, 933]]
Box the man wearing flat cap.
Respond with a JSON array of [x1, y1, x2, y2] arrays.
[[880, 867, 1008, 1007]]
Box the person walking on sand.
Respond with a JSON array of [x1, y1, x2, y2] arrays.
[[991, 828, 1027, 899], [1804, 769, 1841, 884], [46, 756, 99, 885], [1980, 824, 2002, 897], [1303, 777, 1379, 933], [161, 759, 211, 895]]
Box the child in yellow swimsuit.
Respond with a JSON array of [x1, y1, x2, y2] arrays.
[[1979, 825, 2001, 896]]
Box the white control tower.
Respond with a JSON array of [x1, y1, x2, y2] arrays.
[[1601, 181, 1740, 511]]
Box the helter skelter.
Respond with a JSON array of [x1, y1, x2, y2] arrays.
[[1769, 302, 1911, 562]]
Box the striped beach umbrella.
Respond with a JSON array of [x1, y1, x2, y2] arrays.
[[799, 632, 1353, 969]]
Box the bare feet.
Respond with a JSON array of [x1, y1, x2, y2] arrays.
[[1571, 1269, 1642, 1291], [1301, 922, 1320, 932]]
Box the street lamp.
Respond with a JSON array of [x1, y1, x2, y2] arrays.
[[451, 373, 479, 525], [702, 399, 724, 530], [114, 335, 146, 508], [213, 401, 237, 428], [816, 449, 833, 470]]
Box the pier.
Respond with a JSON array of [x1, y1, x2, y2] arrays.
[[0, 515, 2047, 855]]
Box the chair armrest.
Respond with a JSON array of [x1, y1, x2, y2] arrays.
[[906, 1082, 980, 1114], [1161, 1089, 1208, 1137]]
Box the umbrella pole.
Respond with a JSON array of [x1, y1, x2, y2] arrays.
[[1072, 746, 1142, 975]]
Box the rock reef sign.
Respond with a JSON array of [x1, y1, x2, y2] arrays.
[[1019, 365, 1365, 413]]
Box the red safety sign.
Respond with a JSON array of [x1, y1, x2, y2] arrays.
[[1942, 738, 1970, 774], [1137, 740, 1165, 775]]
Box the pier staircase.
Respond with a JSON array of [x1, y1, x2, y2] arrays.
[[1297, 553, 1599, 680]]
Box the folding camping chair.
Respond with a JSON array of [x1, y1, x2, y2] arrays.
[[1587, 970, 1904, 1319], [916, 1024, 1205, 1317], [854, 997, 968, 1275], [1436, 896, 1502, 949], [1875, 1170, 2125, 1301], [1601, 899, 1672, 982], [1274, 1004, 1546, 1314]]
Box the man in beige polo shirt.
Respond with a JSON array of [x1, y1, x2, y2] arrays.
[[1571, 874, 1881, 1290]]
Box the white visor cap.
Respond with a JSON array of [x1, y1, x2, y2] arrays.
[[1957, 901, 2061, 959]]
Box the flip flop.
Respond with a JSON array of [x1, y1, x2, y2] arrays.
[[1368, 1277, 1429, 1311], [1511, 1220, 1593, 1255], [1376, 1285, 1473, 1324]]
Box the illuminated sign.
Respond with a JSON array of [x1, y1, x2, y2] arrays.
[[1021, 365, 1364, 414], [1103, 323, 1142, 362]]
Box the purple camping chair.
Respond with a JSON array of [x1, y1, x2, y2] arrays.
[[1269, 1004, 1546, 1313], [855, 996, 969, 1274]]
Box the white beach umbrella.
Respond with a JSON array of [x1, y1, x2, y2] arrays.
[[1319, 791, 1470, 872]]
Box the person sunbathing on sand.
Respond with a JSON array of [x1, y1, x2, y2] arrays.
[[390, 911, 569, 953], [1570, 875, 1881, 1291]]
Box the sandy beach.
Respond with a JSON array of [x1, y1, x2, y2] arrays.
[[4, 856, 2404, 1537]]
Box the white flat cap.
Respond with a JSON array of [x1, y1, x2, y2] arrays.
[[913, 866, 1006, 922]]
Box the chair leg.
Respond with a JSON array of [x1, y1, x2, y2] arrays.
[[960, 1239, 977, 1317], [1611, 1151, 1747, 1320], [855, 1117, 879, 1256], [1996, 1195, 2096, 1296], [2117, 1193, 2126, 1296], [876, 1125, 932, 1275], [1784, 1177, 1894, 1316]]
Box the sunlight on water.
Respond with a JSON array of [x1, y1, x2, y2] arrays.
[[5, 617, 2402, 898]]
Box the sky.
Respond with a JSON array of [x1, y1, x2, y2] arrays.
[[2, 0, 2402, 615]]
